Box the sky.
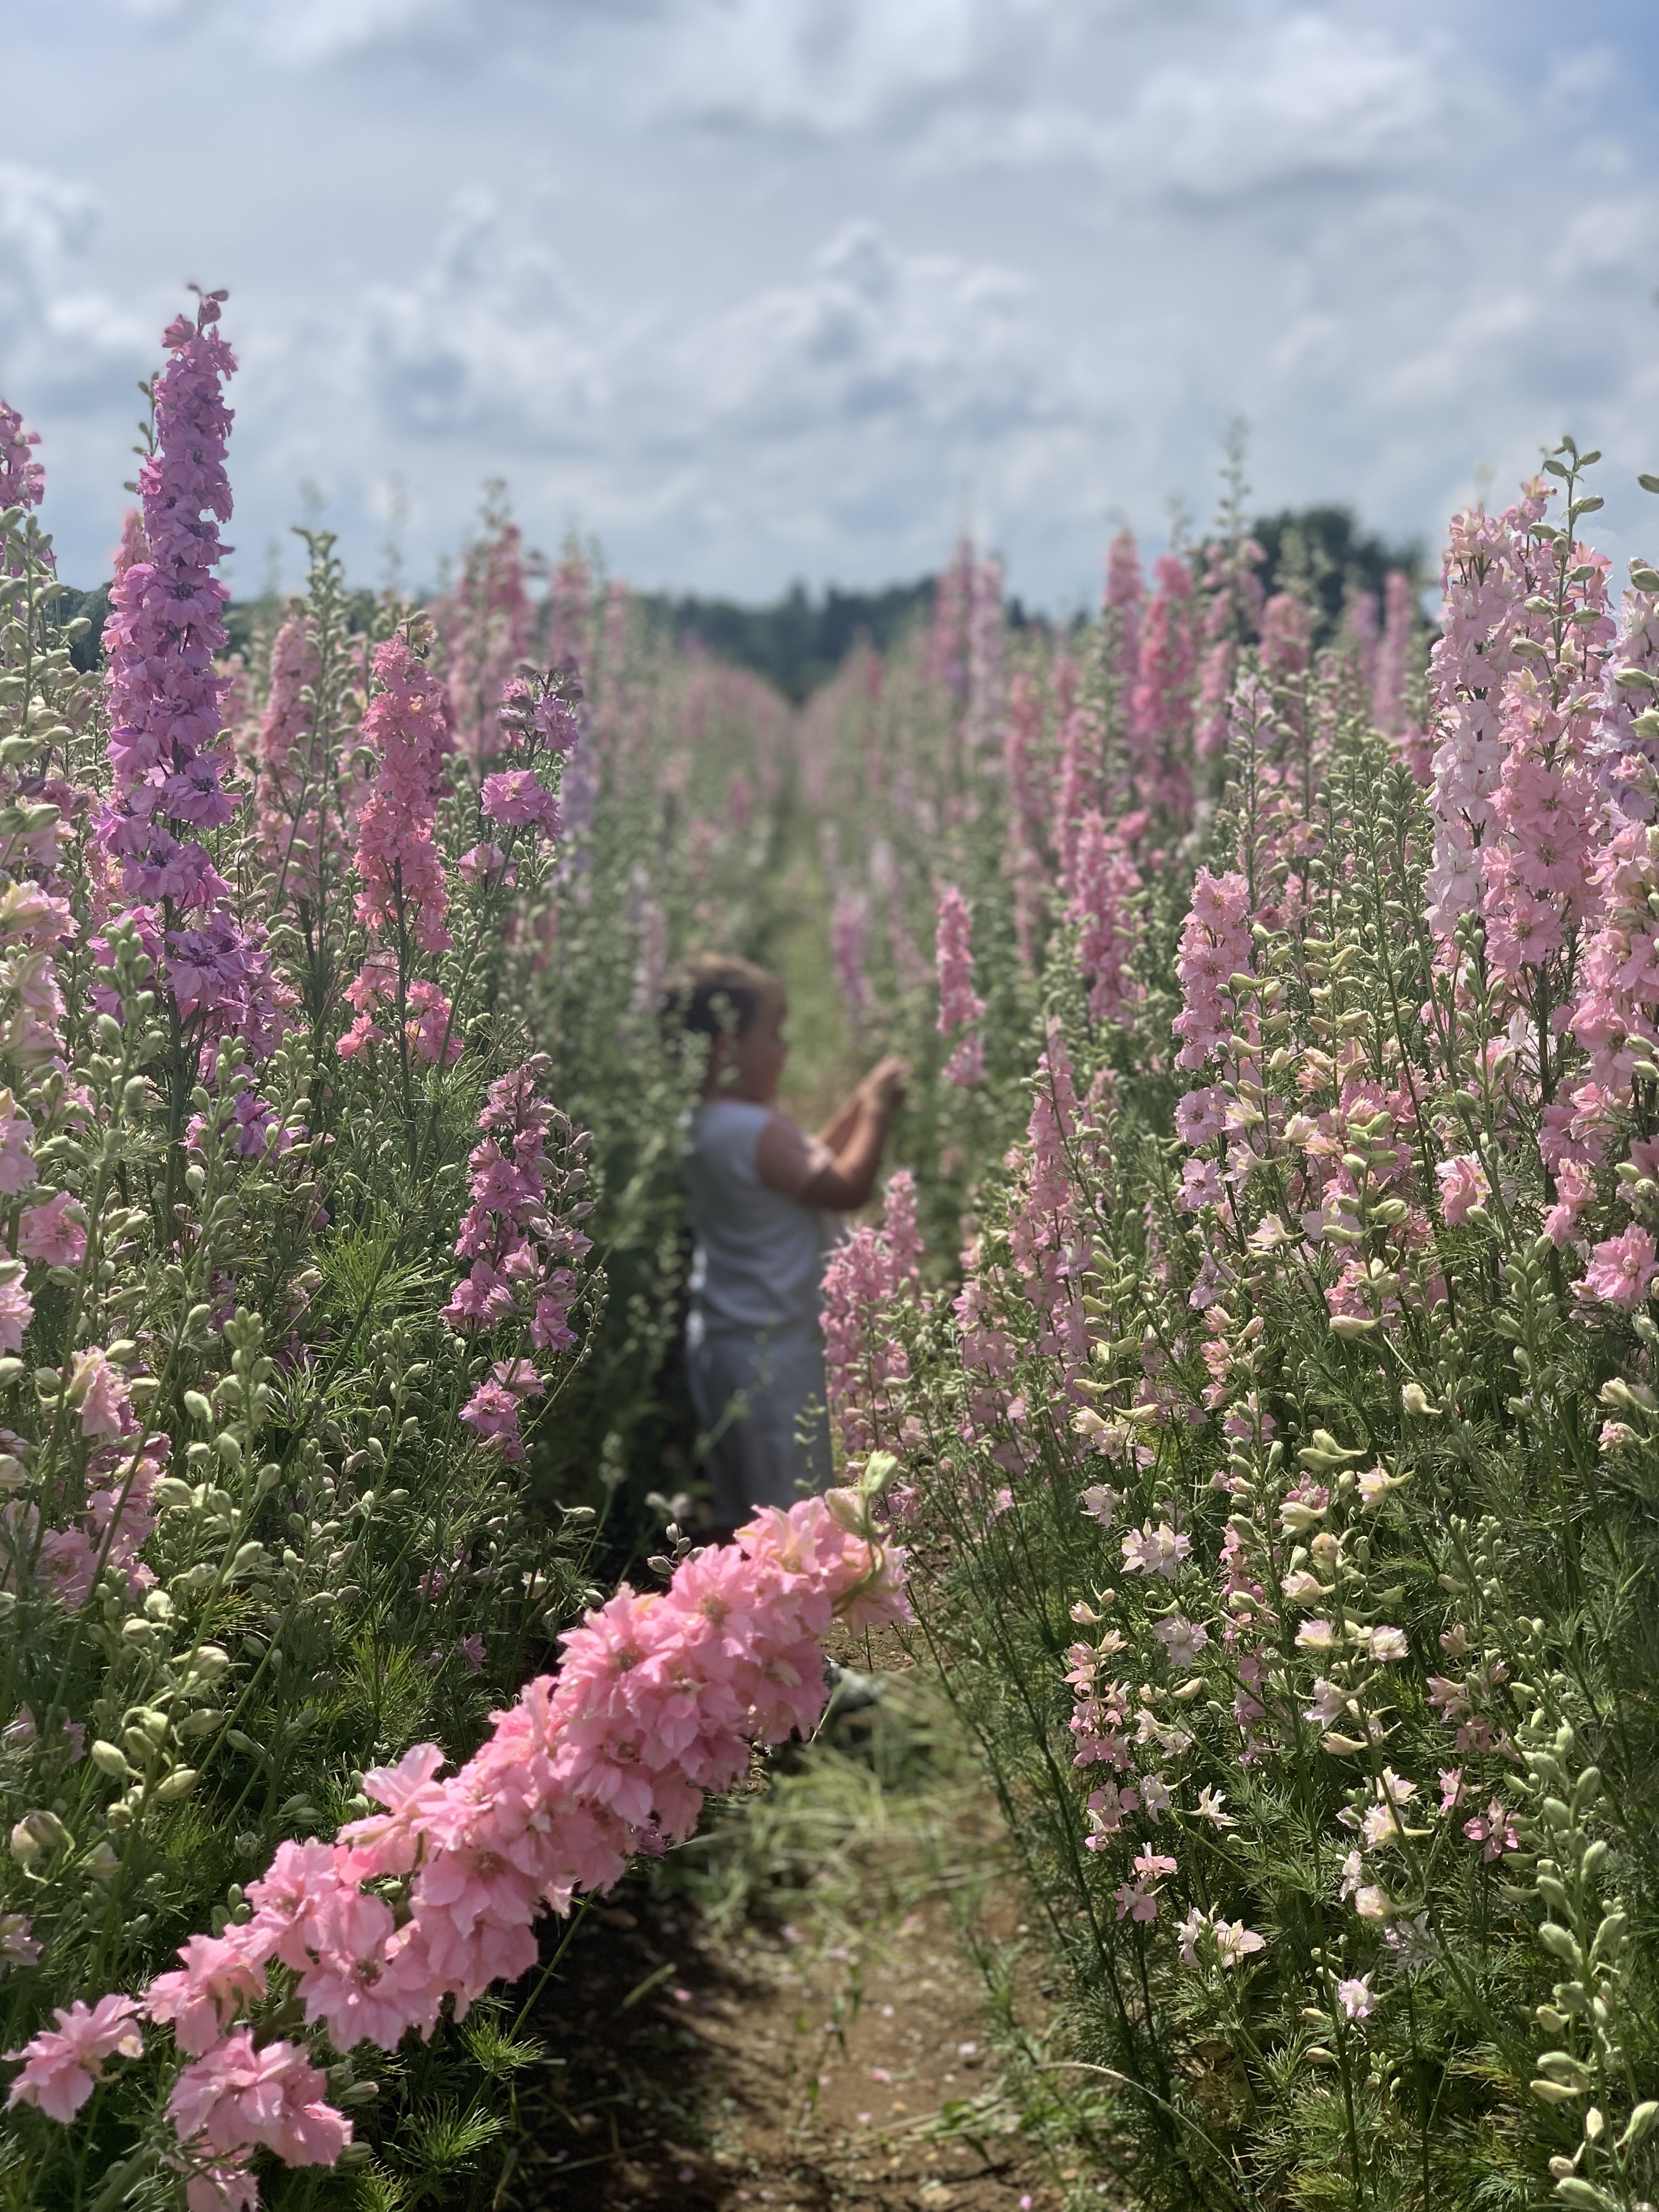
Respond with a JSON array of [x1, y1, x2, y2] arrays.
[[4, 0, 1659, 608]]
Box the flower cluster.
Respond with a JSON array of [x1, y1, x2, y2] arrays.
[[0, 399, 44, 517], [443, 1056, 593, 1459], [934, 882, 986, 1086], [820, 1169, 923, 1455], [0, 317, 800, 2210], [810, 454, 1659, 2208], [9, 1492, 908, 2199], [350, 631, 456, 958]]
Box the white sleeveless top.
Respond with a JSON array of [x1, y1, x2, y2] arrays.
[[686, 1099, 837, 1334]]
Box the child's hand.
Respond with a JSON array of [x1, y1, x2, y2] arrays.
[[863, 1056, 909, 1111]]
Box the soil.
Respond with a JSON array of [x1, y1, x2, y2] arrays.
[[497, 1669, 1084, 2212], [502, 1878, 1054, 2212]]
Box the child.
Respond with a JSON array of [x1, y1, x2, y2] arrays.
[[672, 953, 907, 1532]]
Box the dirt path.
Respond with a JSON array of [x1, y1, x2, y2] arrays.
[[499, 1679, 1094, 2211]]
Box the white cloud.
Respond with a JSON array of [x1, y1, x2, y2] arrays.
[[684, 222, 1046, 444], [908, 9, 1449, 193], [1118, 13, 1448, 200], [360, 189, 599, 443], [0, 163, 150, 413], [14, 1, 1659, 602], [116, 0, 470, 60], [662, 0, 1020, 137], [338, 200, 1094, 580], [115, 0, 666, 64]]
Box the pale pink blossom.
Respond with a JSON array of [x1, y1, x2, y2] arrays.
[[18, 1191, 85, 1267], [1114, 1849, 1178, 1923], [1120, 1522, 1189, 1579], [5, 1995, 144, 2120], [1576, 1224, 1658, 1313], [66, 1348, 134, 1440], [1335, 1974, 1374, 2023], [168, 2032, 351, 2167], [1172, 868, 1251, 1072], [0, 1278, 32, 1353], [1463, 1800, 1519, 1861], [1435, 1153, 1489, 1226]]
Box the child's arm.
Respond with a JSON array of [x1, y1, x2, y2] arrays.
[[815, 1089, 864, 1154], [797, 1058, 907, 1211]]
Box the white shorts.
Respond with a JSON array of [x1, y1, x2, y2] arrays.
[[685, 1318, 833, 1524]]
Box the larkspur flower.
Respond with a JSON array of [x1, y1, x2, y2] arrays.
[[1121, 1522, 1189, 1579], [935, 883, 985, 1087], [5, 1995, 144, 2121], [168, 2032, 350, 2168], [351, 633, 456, 955], [1463, 1799, 1519, 1861], [1194, 1788, 1237, 1828], [1576, 1224, 1658, 1313], [1436, 1153, 1490, 1226], [1151, 1615, 1209, 1668], [1335, 1974, 1374, 2023]]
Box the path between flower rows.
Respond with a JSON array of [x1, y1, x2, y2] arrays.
[[503, 1664, 1104, 2212]]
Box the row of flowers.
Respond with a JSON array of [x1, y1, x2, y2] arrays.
[[817, 449, 1659, 2210], [0, 298, 812, 2208]]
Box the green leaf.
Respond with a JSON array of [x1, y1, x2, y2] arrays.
[[461, 2016, 547, 2076], [408, 2098, 506, 2179], [1638, 472, 1659, 493]]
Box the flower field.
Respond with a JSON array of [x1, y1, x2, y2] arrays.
[[2, 294, 1658, 2212], [811, 461, 1659, 2209]]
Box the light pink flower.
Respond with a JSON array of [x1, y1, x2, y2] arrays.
[[1462, 1799, 1519, 1861], [67, 1347, 134, 1440], [1435, 1153, 1489, 1226], [1576, 1224, 1658, 1313], [459, 1380, 525, 1460], [1172, 867, 1251, 1071], [1067, 814, 1142, 1025], [146, 1929, 270, 2057], [18, 1191, 85, 1268], [52, 1491, 911, 2176], [1114, 1849, 1178, 1923], [1214, 1919, 1266, 1969], [1120, 1522, 1189, 1579], [0, 1106, 35, 1197], [168, 2032, 351, 2167], [184, 2154, 258, 2212], [1335, 1974, 1373, 2022], [351, 635, 455, 955], [482, 768, 560, 837], [5, 1994, 144, 2121], [0, 1278, 32, 1354]]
